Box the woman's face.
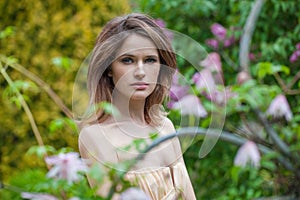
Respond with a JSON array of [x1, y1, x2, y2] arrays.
[[110, 34, 160, 100]]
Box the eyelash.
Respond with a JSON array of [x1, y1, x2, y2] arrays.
[[145, 58, 157, 63], [121, 57, 133, 64], [120, 57, 158, 64]]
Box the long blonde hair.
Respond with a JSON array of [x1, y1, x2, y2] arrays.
[[83, 13, 176, 126]]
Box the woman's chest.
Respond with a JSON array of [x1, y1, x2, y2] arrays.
[[100, 126, 177, 168]]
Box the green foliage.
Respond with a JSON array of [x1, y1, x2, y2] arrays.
[[184, 141, 275, 199], [136, 0, 300, 198], [255, 62, 290, 80], [1, 0, 300, 198], [0, 0, 131, 188]]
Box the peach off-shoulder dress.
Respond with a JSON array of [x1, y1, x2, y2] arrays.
[[79, 123, 192, 200], [125, 162, 190, 200]]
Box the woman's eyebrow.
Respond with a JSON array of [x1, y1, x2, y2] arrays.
[[119, 53, 134, 57], [145, 55, 159, 58], [118, 53, 159, 58]]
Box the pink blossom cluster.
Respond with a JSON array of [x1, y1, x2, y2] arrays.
[[206, 23, 236, 50], [266, 94, 293, 121], [119, 187, 151, 200], [21, 192, 59, 200], [234, 141, 261, 168], [168, 71, 207, 118], [289, 42, 300, 63], [154, 19, 173, 41], [45, 152, 88, 183], [21, 192, 80, 200], [192, 52, 235, 105]]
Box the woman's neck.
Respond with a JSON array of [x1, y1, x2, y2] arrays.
[[112, 91, 146, 125]]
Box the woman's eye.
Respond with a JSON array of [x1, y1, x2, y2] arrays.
[[145, 58, 157, 63], [121, 57, 134, 64]]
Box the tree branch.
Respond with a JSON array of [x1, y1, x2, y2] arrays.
[[252, 108, 299, 165], [0, 54, 73, 119], [0, 64, 44, 147], [239, 0, 265, 73], [106, 127, 300, 198]]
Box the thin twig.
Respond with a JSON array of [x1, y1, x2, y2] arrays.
[[253, 108, 299, 165], [220, 50, 239, 71], [239, 0, 266, 73], [287, 70, 300, 89], [274, 72, 288, 91], [107, 127, 299, 198], [0, 54, 73, 118], [274, 71, 300, 95], [0, 64, 44, 147]]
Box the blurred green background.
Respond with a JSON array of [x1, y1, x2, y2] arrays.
[[1, 0, 300, 199]]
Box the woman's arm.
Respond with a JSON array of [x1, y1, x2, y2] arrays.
[[78, 127, 120, 199], [172, 157, 196, 200], [161, 118, 196, 199]]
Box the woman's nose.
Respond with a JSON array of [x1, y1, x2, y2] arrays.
[[134, 61, 146, 79]]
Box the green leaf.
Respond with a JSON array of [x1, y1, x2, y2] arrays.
[[255, 62, 290, 79], [51, 56, 73, 70], [255, 62, 272, 79], [88, 163, 105, 185], [149, 132, 159, 140], [230, 166, 241, 185], [49, 118, 65, 133], [260, 160, 276, 171], [6, 56, 18, 65], [0, 26, 15, 39], [100, 101, 120, 116], [49, 117, 78, 134], [57, 147, 74, 154], [26, 145, 56, 158]]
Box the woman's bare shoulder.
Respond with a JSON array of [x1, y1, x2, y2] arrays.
[[79, 123, 107, 141], [159, 117, 176, 136]]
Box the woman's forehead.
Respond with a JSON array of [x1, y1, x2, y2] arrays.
[[116, 34, 158, 57]]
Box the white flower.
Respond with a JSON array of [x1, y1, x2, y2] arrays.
[[119, 187, 151, 200], [172, 94, 207, 118], [21, 192, 58, 200], [266, 94, 293, 121], [45, 152, 88, 183], [192, 69, 216, 93], [234, 141, 261, 168], [199, 52, 223, 84]]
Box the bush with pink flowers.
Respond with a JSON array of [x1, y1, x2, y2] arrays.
[[1, 0, 300, 199]]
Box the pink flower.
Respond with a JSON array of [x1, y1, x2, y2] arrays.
[[248, 53, 256, 61], [119, 187, 151, 200], [172, 94, 207, 117], [192, 69, 216, 93], [211, 23, 227, 41], [237, 71, 251, 85], [289, 50, 300, 63], [154, 19, 173, 40], [266, 94, 293, 121], [169, 84, 189, 101], [21, 192, 58, 200], [205, 39, 219, 49], [234, 141, 261, 168], [296, 43, 300, 50], [45, 152, 88, 183], [154, 19, 166, 28], [168, 71, 189, 102], [199, 52, 223, 84], [223, 36, 235, 47], [208, 87, 236, 105]]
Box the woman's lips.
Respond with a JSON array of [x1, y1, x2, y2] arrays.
[[130, 82, 149, 90]]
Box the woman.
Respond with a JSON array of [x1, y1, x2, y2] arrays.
[[78, 13, 196, 200]]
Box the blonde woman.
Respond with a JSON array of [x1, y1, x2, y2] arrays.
[[78, 13, 196, 200]]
